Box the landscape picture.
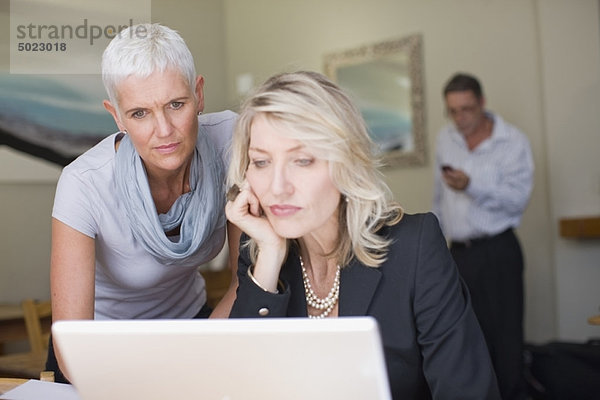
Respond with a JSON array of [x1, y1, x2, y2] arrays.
[[0, 74, 115, 166]]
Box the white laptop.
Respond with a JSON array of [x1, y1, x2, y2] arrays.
[[52, 317, 392, 400]]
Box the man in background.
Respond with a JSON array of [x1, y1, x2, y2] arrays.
[[433, 73, 534, 400]]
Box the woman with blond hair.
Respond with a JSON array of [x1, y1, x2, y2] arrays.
[[225, 71, 500, 399]]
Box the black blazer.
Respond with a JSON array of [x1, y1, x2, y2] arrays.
[[230, 213, 500, 400]]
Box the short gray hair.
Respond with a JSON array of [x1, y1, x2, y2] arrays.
[[101, 23, 196, 113]]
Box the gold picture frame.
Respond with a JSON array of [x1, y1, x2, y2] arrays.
[[324, 34, 426, 168]]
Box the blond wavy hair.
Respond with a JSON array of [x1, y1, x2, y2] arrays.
[[228, 71, 402, 268]]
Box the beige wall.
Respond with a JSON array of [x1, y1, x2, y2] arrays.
[[1, 0, 599, 343], [537, 0, 600, 341]]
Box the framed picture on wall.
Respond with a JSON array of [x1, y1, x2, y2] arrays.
[[0, 74, 114, 166], [324, 34, 426, 168]]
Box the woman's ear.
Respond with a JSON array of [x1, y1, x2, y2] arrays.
[[195, 75, 205, 114], [103, 100, 126, 132]]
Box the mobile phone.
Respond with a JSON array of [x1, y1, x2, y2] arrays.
[[441, 165, 454, 172]]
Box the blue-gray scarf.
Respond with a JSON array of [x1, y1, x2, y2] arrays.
[[114, 127, 226, 265]]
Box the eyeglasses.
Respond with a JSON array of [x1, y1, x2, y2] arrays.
[[445, 103, 482, 118]]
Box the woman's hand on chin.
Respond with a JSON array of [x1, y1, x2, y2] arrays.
[[225, 182, 286, 253]]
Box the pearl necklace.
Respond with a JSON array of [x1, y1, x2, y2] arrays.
[[299, 255, 340, 319]]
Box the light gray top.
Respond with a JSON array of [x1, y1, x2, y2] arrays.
[[52, 111, 236, 319]]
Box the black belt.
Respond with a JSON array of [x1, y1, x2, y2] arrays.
[[450, 228, 513, 249]]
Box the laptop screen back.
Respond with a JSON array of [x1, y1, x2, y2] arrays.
[[52, 317, 391, 400]]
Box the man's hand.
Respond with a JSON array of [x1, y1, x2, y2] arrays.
[[442, 168, 470, 191]]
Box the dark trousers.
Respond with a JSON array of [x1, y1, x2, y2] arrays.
[[45, 303, 213, 384], [451, 229, 526, 400]]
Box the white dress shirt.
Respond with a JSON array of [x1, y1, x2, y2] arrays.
[[433, 112, 534, 242]]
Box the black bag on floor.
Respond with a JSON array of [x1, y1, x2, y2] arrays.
[[524, 340, 600, 400]]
